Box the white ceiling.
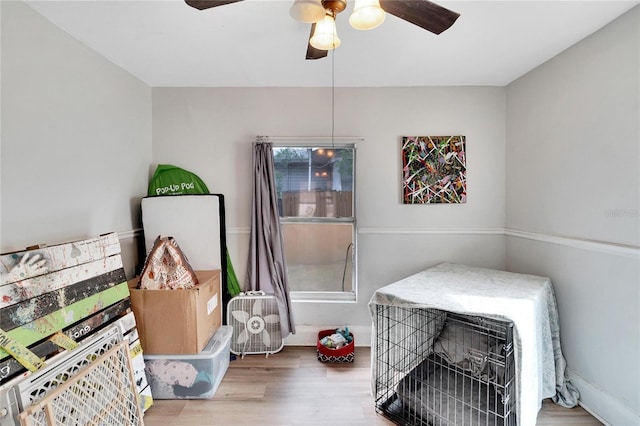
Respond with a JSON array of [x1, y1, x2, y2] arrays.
[[23, 0, 639, 87]]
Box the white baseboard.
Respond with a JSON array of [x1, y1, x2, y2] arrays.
[[566, 369, 639, 426], [284, 325, 372, 347]]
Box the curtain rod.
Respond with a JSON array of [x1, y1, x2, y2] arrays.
[[257, 136, 364, 142]]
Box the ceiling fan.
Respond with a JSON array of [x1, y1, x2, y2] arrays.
[[184, 0, 460, 60]]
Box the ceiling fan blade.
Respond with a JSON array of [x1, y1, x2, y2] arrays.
[[184, 0, 244, 11], [379, 0, 460, 35], [306, 24, 328, 60]]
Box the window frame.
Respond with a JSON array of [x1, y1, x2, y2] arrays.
[[273, 140, 358, 303]]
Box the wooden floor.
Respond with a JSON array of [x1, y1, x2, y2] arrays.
[[142, 347, 601, 426]]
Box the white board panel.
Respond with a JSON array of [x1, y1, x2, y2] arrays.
[[141, 196, 222, 270]]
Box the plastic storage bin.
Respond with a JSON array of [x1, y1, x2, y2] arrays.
[[144, 325, 232, 399]]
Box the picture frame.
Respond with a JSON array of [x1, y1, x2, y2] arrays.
[[401, 135, 466, 204]]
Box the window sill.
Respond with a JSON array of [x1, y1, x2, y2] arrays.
[[290, 291, 357, 303]]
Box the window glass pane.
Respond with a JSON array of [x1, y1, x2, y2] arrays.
[[281, 222, 354, 292], [274, 147, 353, 218], [273, 144, 356, 298]]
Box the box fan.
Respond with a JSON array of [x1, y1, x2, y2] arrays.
[[227, 291, 284, 357]]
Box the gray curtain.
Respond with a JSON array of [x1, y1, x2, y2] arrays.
[[248, 139, 295, 337]]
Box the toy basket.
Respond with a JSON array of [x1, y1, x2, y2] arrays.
[[316, 329, 355, 363]]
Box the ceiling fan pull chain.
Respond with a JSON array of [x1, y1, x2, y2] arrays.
[[331, 47, 335, 150]]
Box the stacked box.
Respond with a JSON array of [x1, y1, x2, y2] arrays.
[[127, 270, 222, 355], [144, 325, 232, 399]]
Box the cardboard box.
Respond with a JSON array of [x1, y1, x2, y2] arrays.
[[128, 270, 221, 355]]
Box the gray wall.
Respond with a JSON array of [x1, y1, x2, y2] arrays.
[[505, 7, 639, 425], [151, 86, 507, 340], [1, 1, 152, 276]]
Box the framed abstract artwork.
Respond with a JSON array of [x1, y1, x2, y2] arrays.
[[401, 135, 466, 204]]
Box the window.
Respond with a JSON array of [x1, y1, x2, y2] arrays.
[[273, 144, 356, 301]]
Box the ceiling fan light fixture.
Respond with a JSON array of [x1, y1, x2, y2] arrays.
[[290, 0, 326, 23], [349, 0, 385, 30], [310, 13, 341, 50]]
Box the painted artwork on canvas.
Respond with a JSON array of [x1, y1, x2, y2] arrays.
[[401, 135, 466, 204]]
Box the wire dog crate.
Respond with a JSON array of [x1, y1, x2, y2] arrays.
[[374, 305, 516, 426]]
